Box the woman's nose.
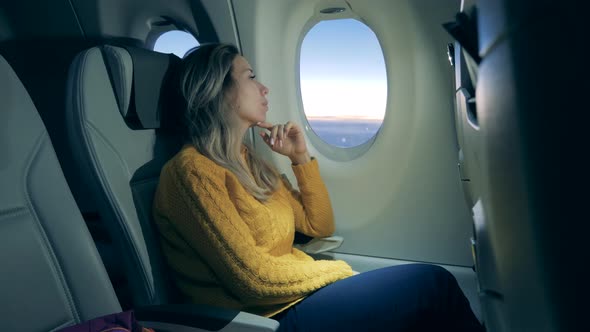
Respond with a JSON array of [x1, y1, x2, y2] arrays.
[[260, 83, 269, 95]]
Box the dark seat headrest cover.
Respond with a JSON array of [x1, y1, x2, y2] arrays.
[[101, 45, 184, 130]]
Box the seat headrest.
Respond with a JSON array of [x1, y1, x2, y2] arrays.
[[101, 45, 183, 130]]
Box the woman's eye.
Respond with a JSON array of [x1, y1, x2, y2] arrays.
[[249, 74, 256, 79]]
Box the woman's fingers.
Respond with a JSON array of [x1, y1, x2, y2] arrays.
[[257, 122, 278, 148], [259, 131, 270, 145], [259, 131, 279, 150], [270, 125, 279, 147], [256, 121, 273, 129], [284, 121, 294, 137], [277, 124, 285, 147], [257, 121, 300, 150]]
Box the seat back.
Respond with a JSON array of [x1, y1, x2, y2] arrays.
[[0, 54, 121, 330], [65, 45, 183, 307], [476, 0, 587, 331]]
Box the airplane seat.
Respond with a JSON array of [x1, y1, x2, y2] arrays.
[[475, 0, 587, 330], [0, 53, 121, 330], [65, 44, 186, 307], [447, 1, 587, 330]]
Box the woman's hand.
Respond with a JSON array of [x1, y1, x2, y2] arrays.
[[257, 121, 311, 165]]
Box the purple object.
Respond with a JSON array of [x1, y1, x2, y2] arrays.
[[57, 310, 153, 332]]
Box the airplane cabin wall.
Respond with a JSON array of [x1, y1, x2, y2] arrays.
[[232, 0, 471, 267]]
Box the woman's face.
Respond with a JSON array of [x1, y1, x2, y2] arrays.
[[229, 55, 269, 129]]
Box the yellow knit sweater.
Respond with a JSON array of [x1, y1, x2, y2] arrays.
[[153, 145, 353, 317]]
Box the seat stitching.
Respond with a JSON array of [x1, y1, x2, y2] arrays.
[[111, 47, 128, 113], [0, 206, 27, 219]]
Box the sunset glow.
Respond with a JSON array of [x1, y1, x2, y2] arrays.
[[301, 79, 387, 120]]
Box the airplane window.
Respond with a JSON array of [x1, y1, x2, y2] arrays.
[[300, 19, 387, 149], [153, 30, 199, 58]]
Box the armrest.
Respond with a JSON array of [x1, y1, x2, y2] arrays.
[[293, 235, 343, 254], [135, 303, 279, 332]]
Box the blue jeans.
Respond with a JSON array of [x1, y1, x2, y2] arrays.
[[273, 264, 484, 332]]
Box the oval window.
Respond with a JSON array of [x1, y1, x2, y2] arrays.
[[300, 19, 387, 148], [153, 30, 199, 58]]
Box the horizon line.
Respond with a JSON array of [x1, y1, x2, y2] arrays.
[[306, 115, 384, 121]]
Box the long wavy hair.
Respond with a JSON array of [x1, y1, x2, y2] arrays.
[[179, 43, 279, 201]]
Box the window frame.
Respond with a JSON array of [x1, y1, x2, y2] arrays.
[[296, 17, 389, 161]]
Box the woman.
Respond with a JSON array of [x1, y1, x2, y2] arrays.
[[153, 43, 484, 331]]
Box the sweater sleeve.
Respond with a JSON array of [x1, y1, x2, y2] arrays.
[[282, 158, 336, 238], [157, 156, 352, 306]]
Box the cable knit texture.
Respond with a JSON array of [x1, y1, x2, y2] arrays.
[[153, 144, 353, 317]]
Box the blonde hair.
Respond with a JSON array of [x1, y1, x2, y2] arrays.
[[179, 43, 279, 201]]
